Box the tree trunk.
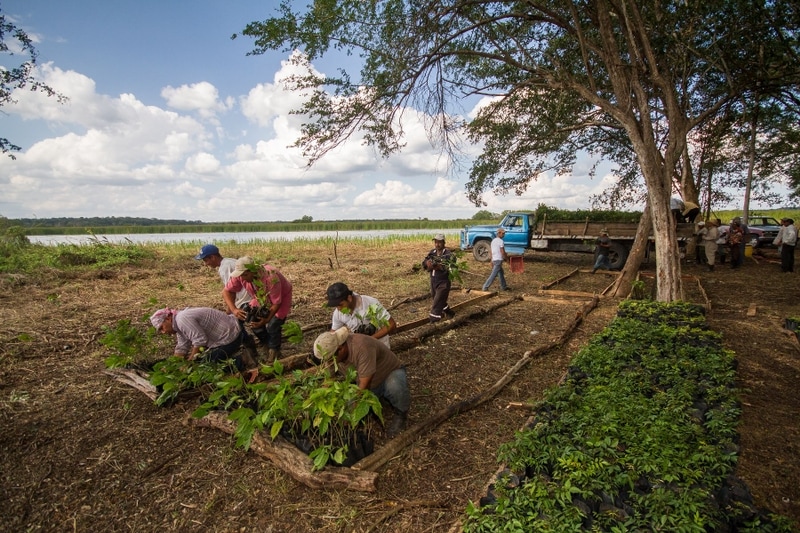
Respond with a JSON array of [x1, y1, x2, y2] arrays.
[[612, 206, 651, 298]]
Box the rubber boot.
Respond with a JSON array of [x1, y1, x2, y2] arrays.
[[387, 409, 407, 439]]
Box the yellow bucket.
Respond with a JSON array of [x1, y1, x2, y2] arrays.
[[744, 244, 753, 257]]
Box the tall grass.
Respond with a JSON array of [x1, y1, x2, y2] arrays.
[[0, 233, 460, 275], [712, 209, 800, 224], [24, 219, 482, 236]]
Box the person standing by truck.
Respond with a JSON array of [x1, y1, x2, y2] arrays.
[[777, 218, 796, 273], [592, 229, 612, 273], [697, 220, 720, 271], [482, 228, 510, 291]]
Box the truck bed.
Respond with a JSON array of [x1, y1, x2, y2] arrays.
[[532, 221, 696, 240]]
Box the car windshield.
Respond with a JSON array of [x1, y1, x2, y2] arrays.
[[748, 217, 780, 226]]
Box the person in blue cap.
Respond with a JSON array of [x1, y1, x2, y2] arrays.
[[194, 244, 249, 309]]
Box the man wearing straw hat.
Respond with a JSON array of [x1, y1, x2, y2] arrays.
[[591, 228, 612, 273], [422, 234, 455, 323]]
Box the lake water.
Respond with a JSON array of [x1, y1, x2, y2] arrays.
[[28, 229, 458, 246]]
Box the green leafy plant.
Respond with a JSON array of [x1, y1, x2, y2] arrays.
[[149, 356, 228, 406], [191, 364, 382, 469], [282, 320, 303, 344], [463, 301, 792, 532], [99, 319, 165, 368]]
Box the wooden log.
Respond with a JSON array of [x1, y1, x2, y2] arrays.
[[103, 368, 158, 400], [540, 267, 579, 289], [353, 296, 600, 472], [538, 289, 599, 298], [189, 411, 378, 492], [520, 296, 586, 305], [392, 292, 497, 335]]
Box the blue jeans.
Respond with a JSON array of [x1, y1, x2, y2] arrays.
[[593, 254, 611, 271], [371, 367, 410, 413], [253, 316, 286, 349], [482, 260, 506, 290], [202, 329, 250, 371]]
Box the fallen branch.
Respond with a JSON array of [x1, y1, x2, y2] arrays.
[[103, 368, 158, 400], [353, 296, 600, 472], [189, 411, 378, 492], [541, 267, 579, 289]]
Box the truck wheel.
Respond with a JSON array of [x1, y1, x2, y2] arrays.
[[608, 242, 629, 270], [473, 240, 491, 262]]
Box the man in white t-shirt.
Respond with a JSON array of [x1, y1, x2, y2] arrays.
[[195, 244, 249, 309], [326, 282, 396, 347], [482, 228, 510, 291]]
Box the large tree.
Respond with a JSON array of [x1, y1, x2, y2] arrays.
[[1, 9, 66, 158], [242, 0, 798, 301]]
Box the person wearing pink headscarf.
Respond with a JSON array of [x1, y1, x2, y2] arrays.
[[150, 306, 259, 383]]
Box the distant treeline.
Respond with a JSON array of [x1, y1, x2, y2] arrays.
[[15, 218, 481, 236], [11, 217, 204, 228]]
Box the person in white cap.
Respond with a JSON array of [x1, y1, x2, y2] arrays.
[[422, 233, 455, 323], [313, 327, 410, 439], [223, 256, 293, 363]]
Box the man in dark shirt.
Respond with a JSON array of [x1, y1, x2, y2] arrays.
[[314, 327, 410, 438]]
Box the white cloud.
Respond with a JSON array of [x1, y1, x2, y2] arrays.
[[161, 81, 232, 118], [0, 50, 617, 222]]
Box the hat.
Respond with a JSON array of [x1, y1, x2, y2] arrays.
[[313, 326, 350, 359], [150, 308, 175, 329], [600, 228, 609, 235], [194, 244, 220, 260], [497, 228, 506, 234], [326, 282, 352, 307], [433, 233, 446, 242], [230, 256, 255, 277]]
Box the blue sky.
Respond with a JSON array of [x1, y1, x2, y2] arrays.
[[1, 0, 623, 222]]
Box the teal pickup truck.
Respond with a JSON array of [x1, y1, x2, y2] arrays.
[[460, 212, 696, 270]]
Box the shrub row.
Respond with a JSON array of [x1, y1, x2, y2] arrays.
[[463, 300, 794, 532]]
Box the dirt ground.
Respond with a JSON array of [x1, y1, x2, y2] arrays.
[[1, 240, 798, 532]]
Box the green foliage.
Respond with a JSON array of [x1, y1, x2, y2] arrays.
[[463, 301, 793, 531], [1, 12, 67, 157], [99, 319, 167, 368], [282, 320, 304, 344], [0, 238, 153, 275], [149, 356, 228, 407], [472, 210, 497, 220], [531, 204, 644, 224], [335, 302, 392, 333], [188, 364, 383, 468]]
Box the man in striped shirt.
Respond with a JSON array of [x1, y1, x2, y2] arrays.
[[150, 306, 259, 382]]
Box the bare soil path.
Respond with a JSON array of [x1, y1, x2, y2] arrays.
[[1, 242, 798, 532]]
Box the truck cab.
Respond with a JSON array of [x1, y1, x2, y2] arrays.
[[460, 212, 534, 261]]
